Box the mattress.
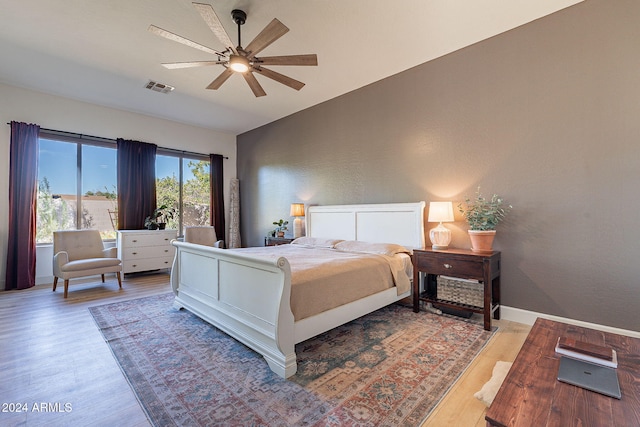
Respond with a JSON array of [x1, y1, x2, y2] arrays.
[[231, 244, 412, 321]]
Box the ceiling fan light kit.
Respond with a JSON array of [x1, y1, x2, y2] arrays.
[[149, 2, 318, 97], [229, 55, 249, 73]]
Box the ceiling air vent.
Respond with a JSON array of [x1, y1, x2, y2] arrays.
[[145, 80, 174, 94]]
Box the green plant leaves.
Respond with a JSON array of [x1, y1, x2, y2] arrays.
[[458, 188, 512, 231]]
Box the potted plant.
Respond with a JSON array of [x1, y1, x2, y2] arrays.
[[272, 219, 289, 238], [458, 188, 512, 253], [144, 204, 176, 230]]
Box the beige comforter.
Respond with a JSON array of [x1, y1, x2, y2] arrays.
[[231, 245, 411, 321]]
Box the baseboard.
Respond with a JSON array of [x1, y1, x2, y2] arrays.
[[36, 275, 54, 286], [501, 305, 640, 338]]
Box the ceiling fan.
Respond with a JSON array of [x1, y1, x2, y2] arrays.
[[148, 2, 318, 97]]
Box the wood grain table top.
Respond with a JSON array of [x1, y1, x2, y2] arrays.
[[485, 318, 640, 426]]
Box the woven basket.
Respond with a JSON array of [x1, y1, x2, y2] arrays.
[[437, 275, 483, 307]]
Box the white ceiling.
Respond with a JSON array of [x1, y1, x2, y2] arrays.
[[0, 0, 583, 135]]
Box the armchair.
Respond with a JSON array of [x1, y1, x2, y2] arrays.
[[183, 226, 224, 248], [52, 230, 123, 298]]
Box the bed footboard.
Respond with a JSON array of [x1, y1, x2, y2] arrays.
[[170, 241, 296, 378]]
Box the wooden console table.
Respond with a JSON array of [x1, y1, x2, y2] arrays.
[[486, 318, 640, 426]]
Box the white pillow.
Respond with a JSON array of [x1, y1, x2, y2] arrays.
[[333, 240, 411, 256], [290, 237, 343, 248]]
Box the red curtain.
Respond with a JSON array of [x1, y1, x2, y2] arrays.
[[116, 139, 157, 230], [210, 154, 225, 240], [5, 121, 40, 291]]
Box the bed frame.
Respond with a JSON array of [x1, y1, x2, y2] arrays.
[[170, 202, 425, 378]]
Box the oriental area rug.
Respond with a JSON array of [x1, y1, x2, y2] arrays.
[[89, 293, 495, 426]]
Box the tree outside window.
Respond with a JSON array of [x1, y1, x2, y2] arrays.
[[155, 154, 210, 233]]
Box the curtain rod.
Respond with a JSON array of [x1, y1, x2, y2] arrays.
[[6, 123, 229, 159]]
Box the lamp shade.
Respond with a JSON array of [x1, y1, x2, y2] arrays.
[[290, 203, 305, 217], [427, 201, 454, 223]]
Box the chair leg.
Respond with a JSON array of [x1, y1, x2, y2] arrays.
[[63, 279, 69, 298], [53, 277, 58, 292], [116, 272, 122, 289], [101, 274, 105, 283]]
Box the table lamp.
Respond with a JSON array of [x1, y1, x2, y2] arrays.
[[428, 201, 454, 250], [290, 203, 305, 238]]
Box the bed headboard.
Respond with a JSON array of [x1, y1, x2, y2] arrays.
[[306, 202, 426, 250]]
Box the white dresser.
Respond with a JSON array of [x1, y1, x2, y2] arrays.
[[117, 229, 177, 274]]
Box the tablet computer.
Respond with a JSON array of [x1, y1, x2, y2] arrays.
[[557, 356, 621, 399]]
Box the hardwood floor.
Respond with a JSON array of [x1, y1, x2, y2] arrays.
[[0, 273, 530, 427], [421, 316, 531, 427]]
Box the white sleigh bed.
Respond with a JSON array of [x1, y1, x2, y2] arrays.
[[170, 202, 425, 378]]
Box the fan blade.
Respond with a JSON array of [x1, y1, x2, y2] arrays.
[[243, 72, 267, 97], [162, 61, 224, 69], [148, 24, 225, 56], [256, 54, 318, 66], [244, 18, 289, 59], [192, 2, 237, 54], [252, 66, 305, 91], [206, 68, 234, 90]]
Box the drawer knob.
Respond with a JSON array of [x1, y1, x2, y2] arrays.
[[132, 252, 137, 255], [132, 239, 137, 242], [444, 263, 453, 269]]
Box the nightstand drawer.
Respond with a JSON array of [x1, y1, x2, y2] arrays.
[[414, 255, 481, 278]]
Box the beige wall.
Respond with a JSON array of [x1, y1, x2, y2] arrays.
[[0, 83, 236, 286], [238, 0, 640, 331]]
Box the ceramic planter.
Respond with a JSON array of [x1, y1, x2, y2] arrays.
[[468, 230, 496, 253]]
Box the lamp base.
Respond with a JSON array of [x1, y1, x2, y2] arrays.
[[293, 217, 305, 238], [431, 244, 450, 250], [429, 223, 451, 250]]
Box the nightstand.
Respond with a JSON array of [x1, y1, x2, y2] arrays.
[[412, 248, 501, 330], [264, 236, 294, 246]]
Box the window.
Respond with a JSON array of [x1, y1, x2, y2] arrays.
[[156, 151, 210, 233], [37, 136, 117, 243], [82, 145, 118, 235], [36, 133, 210, 244]]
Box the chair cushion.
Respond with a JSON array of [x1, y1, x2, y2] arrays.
[[184, 226, 218, 246], [54, 230, 106, 261], [60, 258, 121, 272]]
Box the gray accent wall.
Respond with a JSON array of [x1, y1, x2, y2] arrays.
[[237, 0, 640, 331]]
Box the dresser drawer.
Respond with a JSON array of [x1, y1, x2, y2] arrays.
[[122, 245, 174, 259], [123, 256, 174, 273], [414, 253, 482, 278], [122, 231, 175, 247]]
